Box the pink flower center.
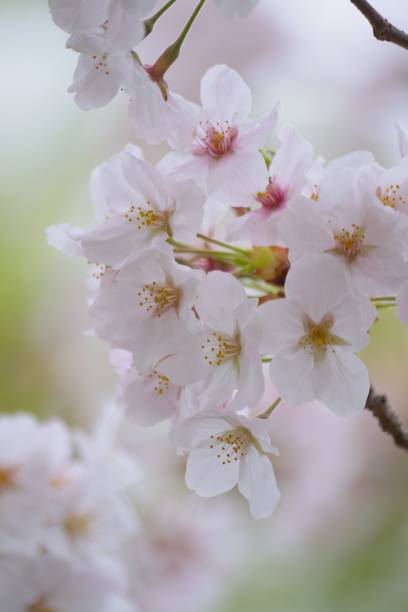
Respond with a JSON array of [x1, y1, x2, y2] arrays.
[[193, 121, 238, 159], [256, 180, 286, 212]]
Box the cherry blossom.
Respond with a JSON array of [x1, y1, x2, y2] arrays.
[[190, 271, 265, 410], [255, 255, 376, 416], [112, 349, 181, 427], [48, 0, 110, 33], [281, 168, 407, 297], [159, 64, 278, 202], [228, 125, 314, 246], [171, 410, 280, 519], [66, 1, 156, 109], [89, 247, 204, 373]]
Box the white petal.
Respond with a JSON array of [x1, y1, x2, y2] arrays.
[[285, 254, 352, 322], [311, 348, 370, 416], [207, 150, 268, 203], [186, 444, 239, 496], [69, 53, 119, 110], [46, 223, 84, 257], [238, 445, 280, 519], [195, 271, 246, 336], [167, 179, 205, 242], [200, 64, 252, 123], [214, 0, 260, 18], [251, 298, 305, 355], [269, 349, 315, 407]]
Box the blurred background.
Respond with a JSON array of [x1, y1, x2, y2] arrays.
[[1, 0, 408, 610]]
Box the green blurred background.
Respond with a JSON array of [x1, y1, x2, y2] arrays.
[[1, 1, 408, 610]]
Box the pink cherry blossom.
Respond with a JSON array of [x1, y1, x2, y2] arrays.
[[159, 64, 278, 203]]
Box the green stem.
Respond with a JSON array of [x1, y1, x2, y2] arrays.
[[197, 233, 250, 256], [375, 303, 397, 310], [258, 397, 281, 419], [371, 296, 396, 302], [148, 0, 206, 79], [144, 0, 177, 36], [261, 357, 273, 363]]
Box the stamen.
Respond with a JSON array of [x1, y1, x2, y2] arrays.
[[148, 370, 170, 396], [209, 427, 252, 464], [63, 513, 93, 540], [201, 331, 241, 366], [137, 281, 180, 317], [256, 180, 286, 212], [332, 224, 366, 262], [124, 203, 169, 233], [193, 120, 238, 159], [376, 184, 407, 209]]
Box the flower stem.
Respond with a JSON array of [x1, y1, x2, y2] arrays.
[[148, 0, 207, 80], [144, 0, 178, 36], [196, 233, 250, 256], [258, 397, 281, 419]]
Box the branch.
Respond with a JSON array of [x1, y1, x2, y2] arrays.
[[350, 0, 408, 51], [365, 387, 408, 452]]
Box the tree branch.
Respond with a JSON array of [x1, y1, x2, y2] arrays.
[[365, 387, 408, 452], [350, 0, 408, 51]]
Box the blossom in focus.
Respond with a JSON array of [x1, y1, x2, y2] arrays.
[[228, 125, 314, 246], [281, 168, 407, 297], [171, 410, 280, 519], [191, 271, 265, 410], [89, 247, 204, 374], [255, 254, 376, 416], [160, 64, 278, 202]]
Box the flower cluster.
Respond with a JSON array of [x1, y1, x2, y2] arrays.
[[0, 410, 233, 612], [0, 410, 138, 611], [47, 1, 408, 520]]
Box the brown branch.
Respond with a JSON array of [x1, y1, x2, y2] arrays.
[[350, 0, 408, 51], [365, 387, 408, 452]]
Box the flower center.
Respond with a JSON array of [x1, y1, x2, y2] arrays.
[[148, 370, 171, 396], [63, 513, 93, 540], [124, 203, 169, 234], [332, 224, 366, 262], [209, 427, 252, 465], [137, 281, 180, 317], [376, 184, 407, 209], [256, 180, 286, 212], [193, 121, 238, 159], [201, 331, 241, 366], [0, 466, 18, 492]]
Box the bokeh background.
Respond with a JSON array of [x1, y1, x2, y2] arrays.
[[1, 0, 408, 610]]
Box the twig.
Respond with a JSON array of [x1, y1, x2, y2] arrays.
[[350, 0, 408, 51], [365, 387, 408, 452]]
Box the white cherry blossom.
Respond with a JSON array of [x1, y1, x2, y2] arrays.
[[171, 410, 280, 519], [159, 64, 277, 202], [112, 349, 181, 427], [188, 271, 265, 410], [228, 125, 314, 245], [89, 247, 204, 372], [66, 1, 155, 109], [255, 254, 376, 416], [281, 168, 407, 297]]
